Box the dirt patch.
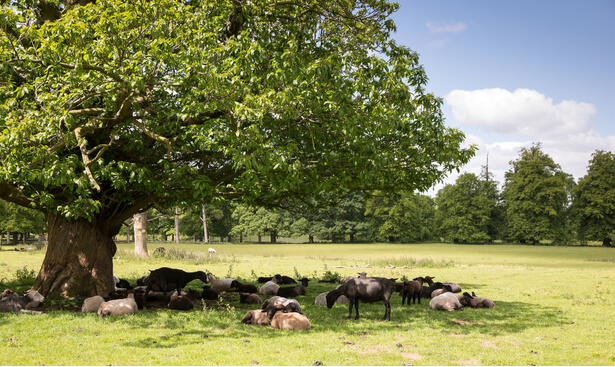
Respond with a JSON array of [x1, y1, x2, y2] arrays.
[[355, 348, 391, 354], [401, 353, 423, 360], [447, 333, 467, 337], [449, 320, 484, 326], [480, 339, 500, 349], [450, 360, 478, 365]]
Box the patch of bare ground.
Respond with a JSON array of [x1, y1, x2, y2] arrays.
[[401, 353, 423, 360], [449, 320, 484, 326], [354, 347, 392, 354], [480, 339, 501, 349], [450, 360, 478, 365]]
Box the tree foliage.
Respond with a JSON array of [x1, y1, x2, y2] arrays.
[[434, 172, 501, 243], [571, 150, 615, 246], [0, 0, 474, 296], [0, 199, 46, 239], [1, 0, 474, 223], [365, 192, 435, 242], [501, 143, 574, 245]]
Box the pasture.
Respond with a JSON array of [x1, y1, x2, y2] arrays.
[[1, 242, 614, 365]]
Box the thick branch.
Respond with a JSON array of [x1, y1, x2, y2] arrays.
[[67, 108, 104, 116], [130, 118, 189, 153], [0, 181, 34, 208]]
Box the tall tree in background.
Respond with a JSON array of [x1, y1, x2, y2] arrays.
[[0, 199, 46, 245], [365, 192, 434, 242], [434, 171, 500, 243], [203, 202, 233, 242], [295, 192, 369, 243], [230, 205, 262, 242], [501, 143, 574, 245], [0, 0, 475, 297], [571, 150, 615, 247]]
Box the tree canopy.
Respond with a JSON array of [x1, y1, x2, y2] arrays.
[[572, 150, 615, 247], [501, 143, 574, 245], [0, 0, 475, 297], [435, 172, 500, 243]]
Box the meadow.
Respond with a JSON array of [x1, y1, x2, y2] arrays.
[[1, 242, 614, 366]]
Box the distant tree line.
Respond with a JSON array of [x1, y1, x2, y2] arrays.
[[2, 144, 614, 247]]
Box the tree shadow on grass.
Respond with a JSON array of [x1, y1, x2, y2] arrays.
[[311, 298, 568, 337]]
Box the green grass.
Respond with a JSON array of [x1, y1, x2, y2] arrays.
[[1, 242, 614, 365]]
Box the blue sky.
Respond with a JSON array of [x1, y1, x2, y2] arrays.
[[389, 0, 615, 193]]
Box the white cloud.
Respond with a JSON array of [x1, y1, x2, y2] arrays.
[[421, 88, 615, 196], [426, 21, 467, 34], [445, 88, 597, 138], [427, 133, 615, 197]]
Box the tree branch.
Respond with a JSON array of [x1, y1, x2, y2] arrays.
[[130, 118, 189, 153], [67, 108, 104, 116]]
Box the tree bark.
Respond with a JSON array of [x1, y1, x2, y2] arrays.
[[126, 219, 131, 242], [32, 214, 116, 298], [175, 206, 180, 244], [134, 212, 149, 258], [201, 205, 209, 243]]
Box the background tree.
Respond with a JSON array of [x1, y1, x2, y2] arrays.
[[365, 192, 434, 242], [0, 200, 46, 245], [202, 202, 233, 242], [325, 192, 370, 243], [295, 193, 370, 243], [178, 211, 204, 242], [0, 0, 475, 297], [133, 212, 148, 258], [434, 172, 500, 243], [571, 150, 615, 247], [229, 205, 261, 242], [501, 143, 574, 245], [145, 209, 175, 242]]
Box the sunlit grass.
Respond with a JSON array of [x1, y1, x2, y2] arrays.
[[0, 242, 614, 365]]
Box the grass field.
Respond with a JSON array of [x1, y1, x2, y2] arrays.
[[1, 242, 614, 365]]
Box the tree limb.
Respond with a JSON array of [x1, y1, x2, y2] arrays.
[[129, 118, 189, 153]]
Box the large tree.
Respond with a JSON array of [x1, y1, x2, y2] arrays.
[[0, 0, 475, 297], [571, 150, 615, 247], [364, 191, 435, 242], [501, 143, 574, 245], [434, 171, 501, 243]]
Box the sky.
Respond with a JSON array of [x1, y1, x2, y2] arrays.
[[389, 0, 615, 195]]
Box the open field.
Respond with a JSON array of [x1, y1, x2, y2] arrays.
[[1, 242, 614, 365]]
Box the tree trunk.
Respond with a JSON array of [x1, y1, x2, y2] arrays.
[[201, 205, 209, 243], [175, 206, 180, 244], [134, 212, 149, 258], [309, 235, 314, 243], [126, 219, 131, 242], [32, 214, 116, 298], [603, 239, 612, 247]]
